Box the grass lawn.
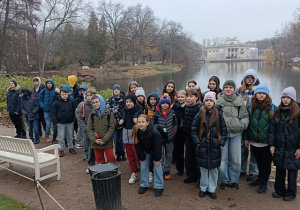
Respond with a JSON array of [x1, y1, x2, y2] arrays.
[[0, 194, 37, 210]]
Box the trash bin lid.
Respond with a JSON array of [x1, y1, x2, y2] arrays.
[[88, 162, 120, 173]]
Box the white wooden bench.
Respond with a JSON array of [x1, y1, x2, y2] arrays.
[[0, 135, 61, 182]]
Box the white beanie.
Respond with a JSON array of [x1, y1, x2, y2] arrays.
[[135, 87, 146, 98], [281, 86, 296, 102], [204, 91, 216, 104]]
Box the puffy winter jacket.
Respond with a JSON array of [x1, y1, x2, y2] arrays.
[[181, 102, 201, 134], [7, 84, 21, 114], [269, 108, 300, 170], [21, 95, 39, 121], [135, 121, 163, 161], [152, 106, 178, 142], [191, 105, 227, 169], [216, 92, 249, 134], [38, 79, 56, 112], [146, 92, 159, 119], [244, 104, 277, 144], [75, 100, 93, 132], [172, 100, 185, 129], [51, 96, 75, 124], [106, 91, 125, 129], [87, 108, 115, 149]]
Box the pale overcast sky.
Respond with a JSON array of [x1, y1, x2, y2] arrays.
[[109, 0, 300, 44]]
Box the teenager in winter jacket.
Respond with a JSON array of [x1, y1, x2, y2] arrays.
[[7, 80, 26, 138], [146, 92, 159, 119], [269, 86, 300, 201], [217, 80, 249, 190], [172, 90, 186, 175], [203, 76, 223, 99], [133, 114, 164, 197], [152, 93, 178, 180], [238, 69, 260, 181], [51, 88, 76, 157], [31, 77, 46, 138], [181, 89, 201, 183], [38, 79, 57, 142], [243, 83, 277, 194], [21, 88, 40, 143], [192, 92, 227, 199], [87, 94, 116, 164], [106, 84, 126, 161]]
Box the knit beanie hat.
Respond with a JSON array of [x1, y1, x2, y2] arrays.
[[223, 80, 236, 90], [125, 93, 137, 105], [10, 80, 17, 87], [254, 83, 269, 95], [159, 93, 171, 106], [113, 84, 121, 91], [204, 91, 216, 104], [135, 87, 146, 98], [281, 86, 296, 102]]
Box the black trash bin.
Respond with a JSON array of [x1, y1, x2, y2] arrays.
[[89, 163, 121, 210]]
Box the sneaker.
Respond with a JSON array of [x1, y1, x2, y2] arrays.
[[59, 150, 64, 157], [129, 173, 137, 184], [247, 174, 258, 181], [184, 178, 197, 184], [138, 187, 148, 194], [249, 179, 260, 186], [34, 139, 40, 144], [220, 183, 228, 190], [208, 192, 217, 199], [21, 135, 27, 139], [164, 172, 171, 180], [75, 143, 82, 149], [258, 184, 267, 193], [176, 171, 184, 176], [272, 191, 285, 198], [199, 191, 206, 198], [283, 195, 295, 201], [69, 148, 77, 154], [83, 156, 88, 161], [149, 172, 153, 183], [85, 169, 90, 174], [45, 136, 51, 143], [116, 156, 122, 162], [122, 156, 127, 161], [230, 183, 239, 190], [154, 188, 164, 197]]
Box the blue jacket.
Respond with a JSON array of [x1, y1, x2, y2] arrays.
[[38, 79, 57, 112]]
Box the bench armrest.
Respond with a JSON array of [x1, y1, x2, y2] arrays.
[[36, 144, 60, 153]]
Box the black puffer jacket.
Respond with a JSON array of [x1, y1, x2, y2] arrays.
[[172, 100, 185, 129], [122, 103, 141, 129], [181, 102, 201, 134], [7, 85, 21, 114], [51, 96, 75, 125], [191, 105, 227, 169], [135, 121, 163, 161], [269, 107, 300, 170]]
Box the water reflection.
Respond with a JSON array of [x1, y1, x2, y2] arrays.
[[91, 62, 300, 105]]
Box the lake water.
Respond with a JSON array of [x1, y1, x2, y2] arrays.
[[91, 62, 300, 105]]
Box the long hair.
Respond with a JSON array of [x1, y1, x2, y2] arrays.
[[207, 76, 221, 96], [251, 94, 272, 111], [162, 80, 176, 104], [240, 81, 253, 97], [275, 100, 299, 124], [199, 106, 221, 141], [127, 81, 139, 94], [132, 114, 150, 144]]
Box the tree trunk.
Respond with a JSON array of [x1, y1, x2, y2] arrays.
[[0, 0, 10, 71]]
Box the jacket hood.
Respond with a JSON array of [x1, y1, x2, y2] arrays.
[[62, 84, 71, 93], [21, 88, 32, 99], [68, 75, 78, 88], [79, 84, 88, 92], [33, 77, 42, 89], [45, 79, 55, 90], [241, 69, 258, 85], [92, 94, 106, 117], [147, 92, 159, 107], [156, 104, 170, 116], [8, 84, 20, 91]]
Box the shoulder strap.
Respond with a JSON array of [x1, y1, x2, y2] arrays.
[[82, 103, 85, 118]]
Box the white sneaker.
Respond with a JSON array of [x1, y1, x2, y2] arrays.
[[129, 172, 137, 184], [75, 143, 82, 149], [85, 169, 89, 174], [149, 172, 153, 183]]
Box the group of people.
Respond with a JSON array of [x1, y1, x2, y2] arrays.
[[6, 69, 300, 200]]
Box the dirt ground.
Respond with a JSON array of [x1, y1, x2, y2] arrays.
[[0, 126, 300, 210]]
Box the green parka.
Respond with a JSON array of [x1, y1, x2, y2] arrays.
[[87, 108, 115, 149], [244, 104, 277, 144], [216, 92, 249, 134]]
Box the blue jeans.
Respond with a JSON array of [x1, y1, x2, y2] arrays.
[[27, 119, 39, 140], [44, 111, 57, 138], [57, 123, 74, 151], [241, 143, 258, 175], [200, 167, 218, 193], [140, 152, 164, 189], [82, 131, 88, 157], [76, 126, 83, 144], [162, 142, 174, 173], [113, 129, 125, 156], [219, 133, 242, 184]]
